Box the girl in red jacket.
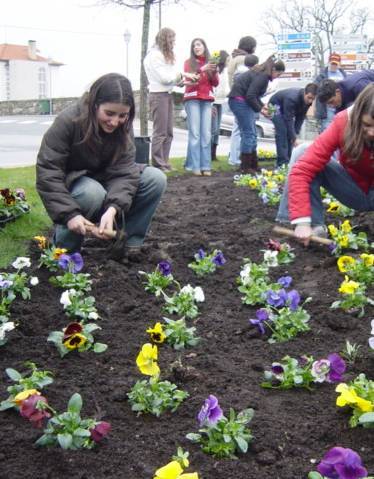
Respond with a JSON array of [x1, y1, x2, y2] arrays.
[[276, 83, 374, 246], [183, 38, 219, 176]]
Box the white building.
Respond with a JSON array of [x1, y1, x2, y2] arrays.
[[0, 40, 63, 101]]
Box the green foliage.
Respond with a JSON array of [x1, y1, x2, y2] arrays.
[[188, 249, 225, 277], [164, 317, 200, 350], [50, 272, 92, 293], [60, 289, 100, 322], [340, 340, 362, 365], [0, 362, 53, 411], [128, 376, 189, 416], [262, 355, 315, 390], [35, 393, 99, 449], [162, 286, 204, 320], [139, 269, 174, 297], [267, 304, 311, 343], [186, 408, 254, 459]]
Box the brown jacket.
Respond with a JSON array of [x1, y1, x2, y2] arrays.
[[36, 102, 140, 225]]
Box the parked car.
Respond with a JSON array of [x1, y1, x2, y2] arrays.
[[220, 100, 275, 138]]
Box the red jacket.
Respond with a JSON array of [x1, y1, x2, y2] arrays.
[[183, 56, 219, 102], [289, 109, 374, 220]]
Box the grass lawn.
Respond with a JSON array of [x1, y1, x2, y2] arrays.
[[0, 156, 240, 268]]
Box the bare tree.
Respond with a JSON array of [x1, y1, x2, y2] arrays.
[[261, 0, 372, 74]]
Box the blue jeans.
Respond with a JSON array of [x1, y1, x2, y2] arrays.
[[272, 114, 293, 167], [228, 117, 241, 165], [55, 166, 167, 252], [228, 98, 257, 153], [276, 143, 374, 225], [211, 103, 223, 145], [184, 100, 212, 172], [320, 106, 336, 133]]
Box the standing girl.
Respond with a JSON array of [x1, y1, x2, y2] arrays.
[[228, 55, 285, 174], [144, 28, 197, 172], [36, 73, 166, 257], [183, 38, 219, 176]]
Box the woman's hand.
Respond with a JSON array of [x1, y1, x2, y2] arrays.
[[294, 223, 313, 246], [67, 215, 94, 236], [96, 206, 117, 240], [200, 62, 217, 73]]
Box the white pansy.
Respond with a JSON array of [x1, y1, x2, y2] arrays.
[[30, 277, 39, 286], [263, 250, 279, 267], [194, 286, 205, 302], [12, 257, 31, 269], [369, 337, 374, 350], [88, 311, 99, 320], [371, 319, 374, 335], [60, 290, 76, 307], [0, 322, 15, 340], [180, 284, 194, 296], [240, 264, 252, 285]]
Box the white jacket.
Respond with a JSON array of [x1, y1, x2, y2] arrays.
[[213, 69, 229, 104], [144, 46, 181, 93]]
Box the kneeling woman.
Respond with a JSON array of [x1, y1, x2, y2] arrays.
[[276, 83, 374, 245], [36, 73, 167, 256]]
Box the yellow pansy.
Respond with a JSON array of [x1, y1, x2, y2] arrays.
[[337, 256, 356, 273], [341, 220, 352, 233], [153, 461, 198, 479], [14, 389, 40, 405], [53, 248, 67, 259], [146, 322, 166, 344], [328, 224, 338, 237], [360, 253, 374, 267], [266, 180, 276, 189], [136, 343, 160, 377], [264, 170, 273, 177], [248, 178, 258, 189], [338, 276, 359, 295], [327, 202, 340, 213], [34, 235, 47, 249], [275, 174, 285, 182], [338, 235, 349, 248], [336, 383, 373, 412], [63, 333, 87, 350]]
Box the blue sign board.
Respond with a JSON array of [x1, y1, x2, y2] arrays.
[[277, 43, 312, 50], [277, 33, 311, 41]]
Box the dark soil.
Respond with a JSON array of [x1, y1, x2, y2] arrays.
[[1, 171, 374, 479]]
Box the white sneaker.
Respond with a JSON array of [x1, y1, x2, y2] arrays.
[[312, 225, 328, 238]]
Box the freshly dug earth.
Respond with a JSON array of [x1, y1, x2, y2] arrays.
[[1, 171, 374, 479]]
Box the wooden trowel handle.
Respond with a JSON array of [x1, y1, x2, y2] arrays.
[[273, 225, 334, 246], [86, 225, 117, 239]]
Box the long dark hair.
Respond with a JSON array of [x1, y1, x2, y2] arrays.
[[188, 37, 210, 73], [217, 50, 229, 73], [252, 55, 285, 76], [344, 84, 374, 163], [77, 73, 135, 153]]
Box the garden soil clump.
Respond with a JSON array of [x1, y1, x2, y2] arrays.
[[1, 171, 374, 479]]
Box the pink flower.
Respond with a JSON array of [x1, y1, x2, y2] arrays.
[[90, 421, 111, 442], [20, 394, 51, 428]]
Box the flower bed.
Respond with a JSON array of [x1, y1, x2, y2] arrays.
[[0, 188, 30, 227], [0, 171, 373, 478]]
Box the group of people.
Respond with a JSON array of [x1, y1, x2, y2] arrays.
[[35, 29, 373, 258]]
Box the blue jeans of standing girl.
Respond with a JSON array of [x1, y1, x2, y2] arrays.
[[276, 143, 374, 226], [228, 98, 257, 153], [184, 99, 212, 172]]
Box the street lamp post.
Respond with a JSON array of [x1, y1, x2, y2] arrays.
[[123, 29, 131, 78]]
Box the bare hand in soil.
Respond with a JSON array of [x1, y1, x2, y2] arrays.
[[67, 214, 95, 236], [294, 224, 312, 246]]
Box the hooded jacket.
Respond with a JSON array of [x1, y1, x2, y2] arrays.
[[228, 69, 271, 112], [36, 101, 140, 225]]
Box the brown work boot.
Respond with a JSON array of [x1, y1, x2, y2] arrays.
[[251, 151, 260, 173]]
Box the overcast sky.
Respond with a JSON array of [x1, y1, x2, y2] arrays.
[[2, 0, 373, 97]]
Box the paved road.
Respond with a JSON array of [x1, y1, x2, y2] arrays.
[[0, 115, 275, 169]]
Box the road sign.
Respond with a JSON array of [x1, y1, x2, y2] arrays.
[[276, 31, 314, 86]]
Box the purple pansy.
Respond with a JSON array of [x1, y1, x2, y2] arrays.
[[58, 252, 84, 273], [0, 279, 13, 289], [212, 251, 226, 266], [157, 261, 172, 277], [311, 359, 330, 383], [197, 249, 206, 259], [328, 242, 338, 255], [90, 421, 111, 443], [286, 289, 301, 311], [271, 363, 284, 376], [326, 353, 346, 383], [249, 308, 269, 335], [266, 289, 288, 308], [197, 394, 223, 426], [317, 446, 368, 479], [277, 276, 292, 288]]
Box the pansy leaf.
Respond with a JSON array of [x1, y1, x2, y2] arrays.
[[308, 473, 323, 479], [68, 393, 82, 414], [5, 368, 22, 381], [73, 428, 91, 437], [93, 343, 108, 353], [84, 323, 101, 334], [186, 433, 201, 442], [237, 408, 254, 424], [235, 436, 248, 453], [0, 400, 16, 411], [358, 412, 374, 424], [57, 433, 73, 449]]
